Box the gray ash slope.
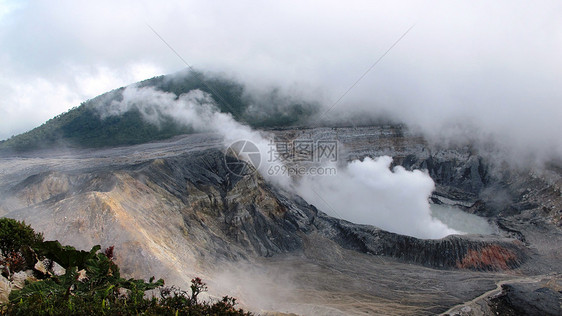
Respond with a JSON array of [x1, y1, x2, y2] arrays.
[[1, 126, 561, 315]]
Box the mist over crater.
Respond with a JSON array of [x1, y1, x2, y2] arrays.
[[1, 2, 561, 313]]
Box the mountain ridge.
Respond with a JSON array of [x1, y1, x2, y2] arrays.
[[0, 69, 318, 152]]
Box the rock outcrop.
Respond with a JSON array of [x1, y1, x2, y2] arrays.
[[313, 217, 526, 270], [489, 279, 562, 316]]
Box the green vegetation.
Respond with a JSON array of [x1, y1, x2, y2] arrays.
[[0, 219, 44, 278], [0, 70, 318, 152], [0, 218, 251, 315], [0, 218, 44, 256]]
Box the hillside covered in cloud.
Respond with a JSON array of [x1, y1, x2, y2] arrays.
[[0, 70, 319, 152]]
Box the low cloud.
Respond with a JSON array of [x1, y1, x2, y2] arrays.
[[2, 1, 561, 165]]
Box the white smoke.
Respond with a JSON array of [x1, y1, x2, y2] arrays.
[[106, 86, 458, 239], [104, 86, 292, 188], [297, 156, 459, 239]]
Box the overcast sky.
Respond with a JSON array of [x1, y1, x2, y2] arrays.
[[1, 0, 561, 162]]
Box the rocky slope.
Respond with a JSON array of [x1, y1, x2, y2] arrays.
[[1, 126, 560, 315]]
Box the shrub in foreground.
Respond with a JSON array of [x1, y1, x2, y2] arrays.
[[0, 218, 251, 315]]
